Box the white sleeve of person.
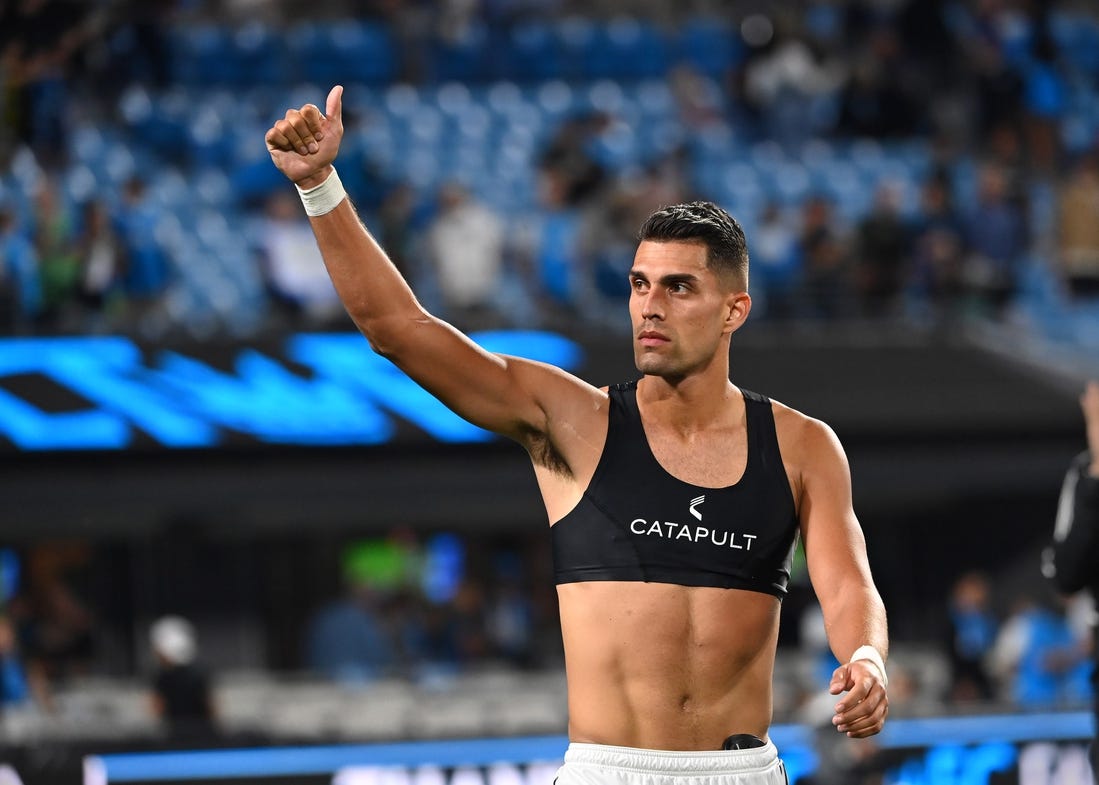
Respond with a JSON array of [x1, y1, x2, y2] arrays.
[[850, 645, 888, 687], [296, 168, 347, 217]]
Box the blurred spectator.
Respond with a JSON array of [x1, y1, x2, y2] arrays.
[[108, 0, 176, 89], [964, 9, 1023, 142], [990, 592, 1092, 708], [449, 578, 491, 665], [425, 182, 508, 330], [1055, 151, 1099, 299], [835, 27, 920, 139], [538, 112, 610, 208], [149, 615, 218, 742], [742, 25, 844, 146], [113, 176, 174, 334], [377, 182, 421, 283], [306, 578, 399, 684], [0, 206, 41, 333], [485, 553, 535, 667], [30, 178, 79, 330], [945, 571, 998, 703], [1020, 10, 1068, 176], [74, 199, 125, 332], [256, 191, 343, 328], [668, 64, 726, 130], [963, 163, 1028, 317], [0, 614, 31, 713], [751, 202, 800, 321], [911, 171, 967, 322], [986, 124, 1032, 214], [17, 574, 94, 689], [305, 537, 426, 683], [518, 166, 585, 327], [798, 195, 850, 320], [0, 0, 101, 165], [853, 182, 910, 319], [895, 0, 959, 98]]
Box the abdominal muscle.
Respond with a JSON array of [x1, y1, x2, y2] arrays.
[[557, 580, 781, 751]]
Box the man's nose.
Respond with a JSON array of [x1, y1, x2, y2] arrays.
[[640, 289, 664, 320]]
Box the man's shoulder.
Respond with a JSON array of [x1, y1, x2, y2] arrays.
[[766, 396, 830, 434], [767, 398, 845, 465]]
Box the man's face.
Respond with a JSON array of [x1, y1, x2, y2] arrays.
[[628, 240, 745, 379]]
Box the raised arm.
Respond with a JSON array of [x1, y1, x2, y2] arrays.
[[264, 86, 602, 453], [792, 415, 889, 738]]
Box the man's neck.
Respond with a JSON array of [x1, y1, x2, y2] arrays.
[[637, 371, 739, 435]]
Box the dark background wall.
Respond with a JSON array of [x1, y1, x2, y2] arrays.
[[0, 326, 1087, 669]]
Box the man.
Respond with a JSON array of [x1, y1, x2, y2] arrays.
[[149, 615, 217, 742], [1045, 381, 1099, 778], [266, 86, 889, 784]]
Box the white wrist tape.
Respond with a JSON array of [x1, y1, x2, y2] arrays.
[[850, 645, 888, 687], [295, 168, 346, 217]]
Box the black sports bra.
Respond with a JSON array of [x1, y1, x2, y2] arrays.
[[551, 381, 799, 597]]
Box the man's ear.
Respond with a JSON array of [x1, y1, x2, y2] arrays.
[[724, 290, 752, 334]]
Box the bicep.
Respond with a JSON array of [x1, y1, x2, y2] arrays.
[[374, 313, 600, 447], [798, 421, 875, 604]]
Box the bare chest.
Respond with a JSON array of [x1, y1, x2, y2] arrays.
[[644, 427, 748, 488]]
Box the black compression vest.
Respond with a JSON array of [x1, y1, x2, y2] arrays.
[[551, 381, 799, 597]]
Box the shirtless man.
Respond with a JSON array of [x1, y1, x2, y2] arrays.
[[266, 86, 889, 785]]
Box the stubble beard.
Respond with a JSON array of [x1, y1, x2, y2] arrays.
[[635, 347, 688, 380]]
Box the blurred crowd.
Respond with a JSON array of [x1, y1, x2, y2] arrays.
[[945, 570, 1094, 710], [0, 0, 1097, 339], [2, 532, 1094, 737]]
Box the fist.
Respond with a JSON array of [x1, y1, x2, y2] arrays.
[[266, 85, 344, 189]]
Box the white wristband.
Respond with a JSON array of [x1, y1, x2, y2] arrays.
[[850, 645, 888, 687], [295, 168, 346, 217]]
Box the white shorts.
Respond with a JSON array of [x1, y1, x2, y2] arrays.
[[554, 741, 788, 785]]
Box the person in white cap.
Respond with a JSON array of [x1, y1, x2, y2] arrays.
[[149, 616, 216, 742]]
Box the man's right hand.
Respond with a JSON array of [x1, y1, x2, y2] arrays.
[[265, 85, 344, 190]]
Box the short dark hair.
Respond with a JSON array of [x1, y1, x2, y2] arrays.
[[637, 201, 749, 288]]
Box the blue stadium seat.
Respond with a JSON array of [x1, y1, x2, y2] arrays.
[[291, 21, 397, 87], [430, 82, 473, 117], [172, 24, 251, 86], [429, 21, 492, 83], [233, 22, 288, 86], [534, 81, 575, 120], [633, 80, 675, 118], [61, 164, 97, 206], [334, 22, 399, 85], [592, 18, 669, 80], [186, 107, 236, 169], [502, 21, 564, 82], [129, 88, 191, 159], [676, 17, 742, 77], [554, 17, 597, 81], [583, 80, 626, 114]]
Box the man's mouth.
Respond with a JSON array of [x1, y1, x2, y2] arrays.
[[638, 331, 669, 347]]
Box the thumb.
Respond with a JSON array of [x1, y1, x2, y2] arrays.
[[326, 84, 344, 124], [829, 664, 849, 695]]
